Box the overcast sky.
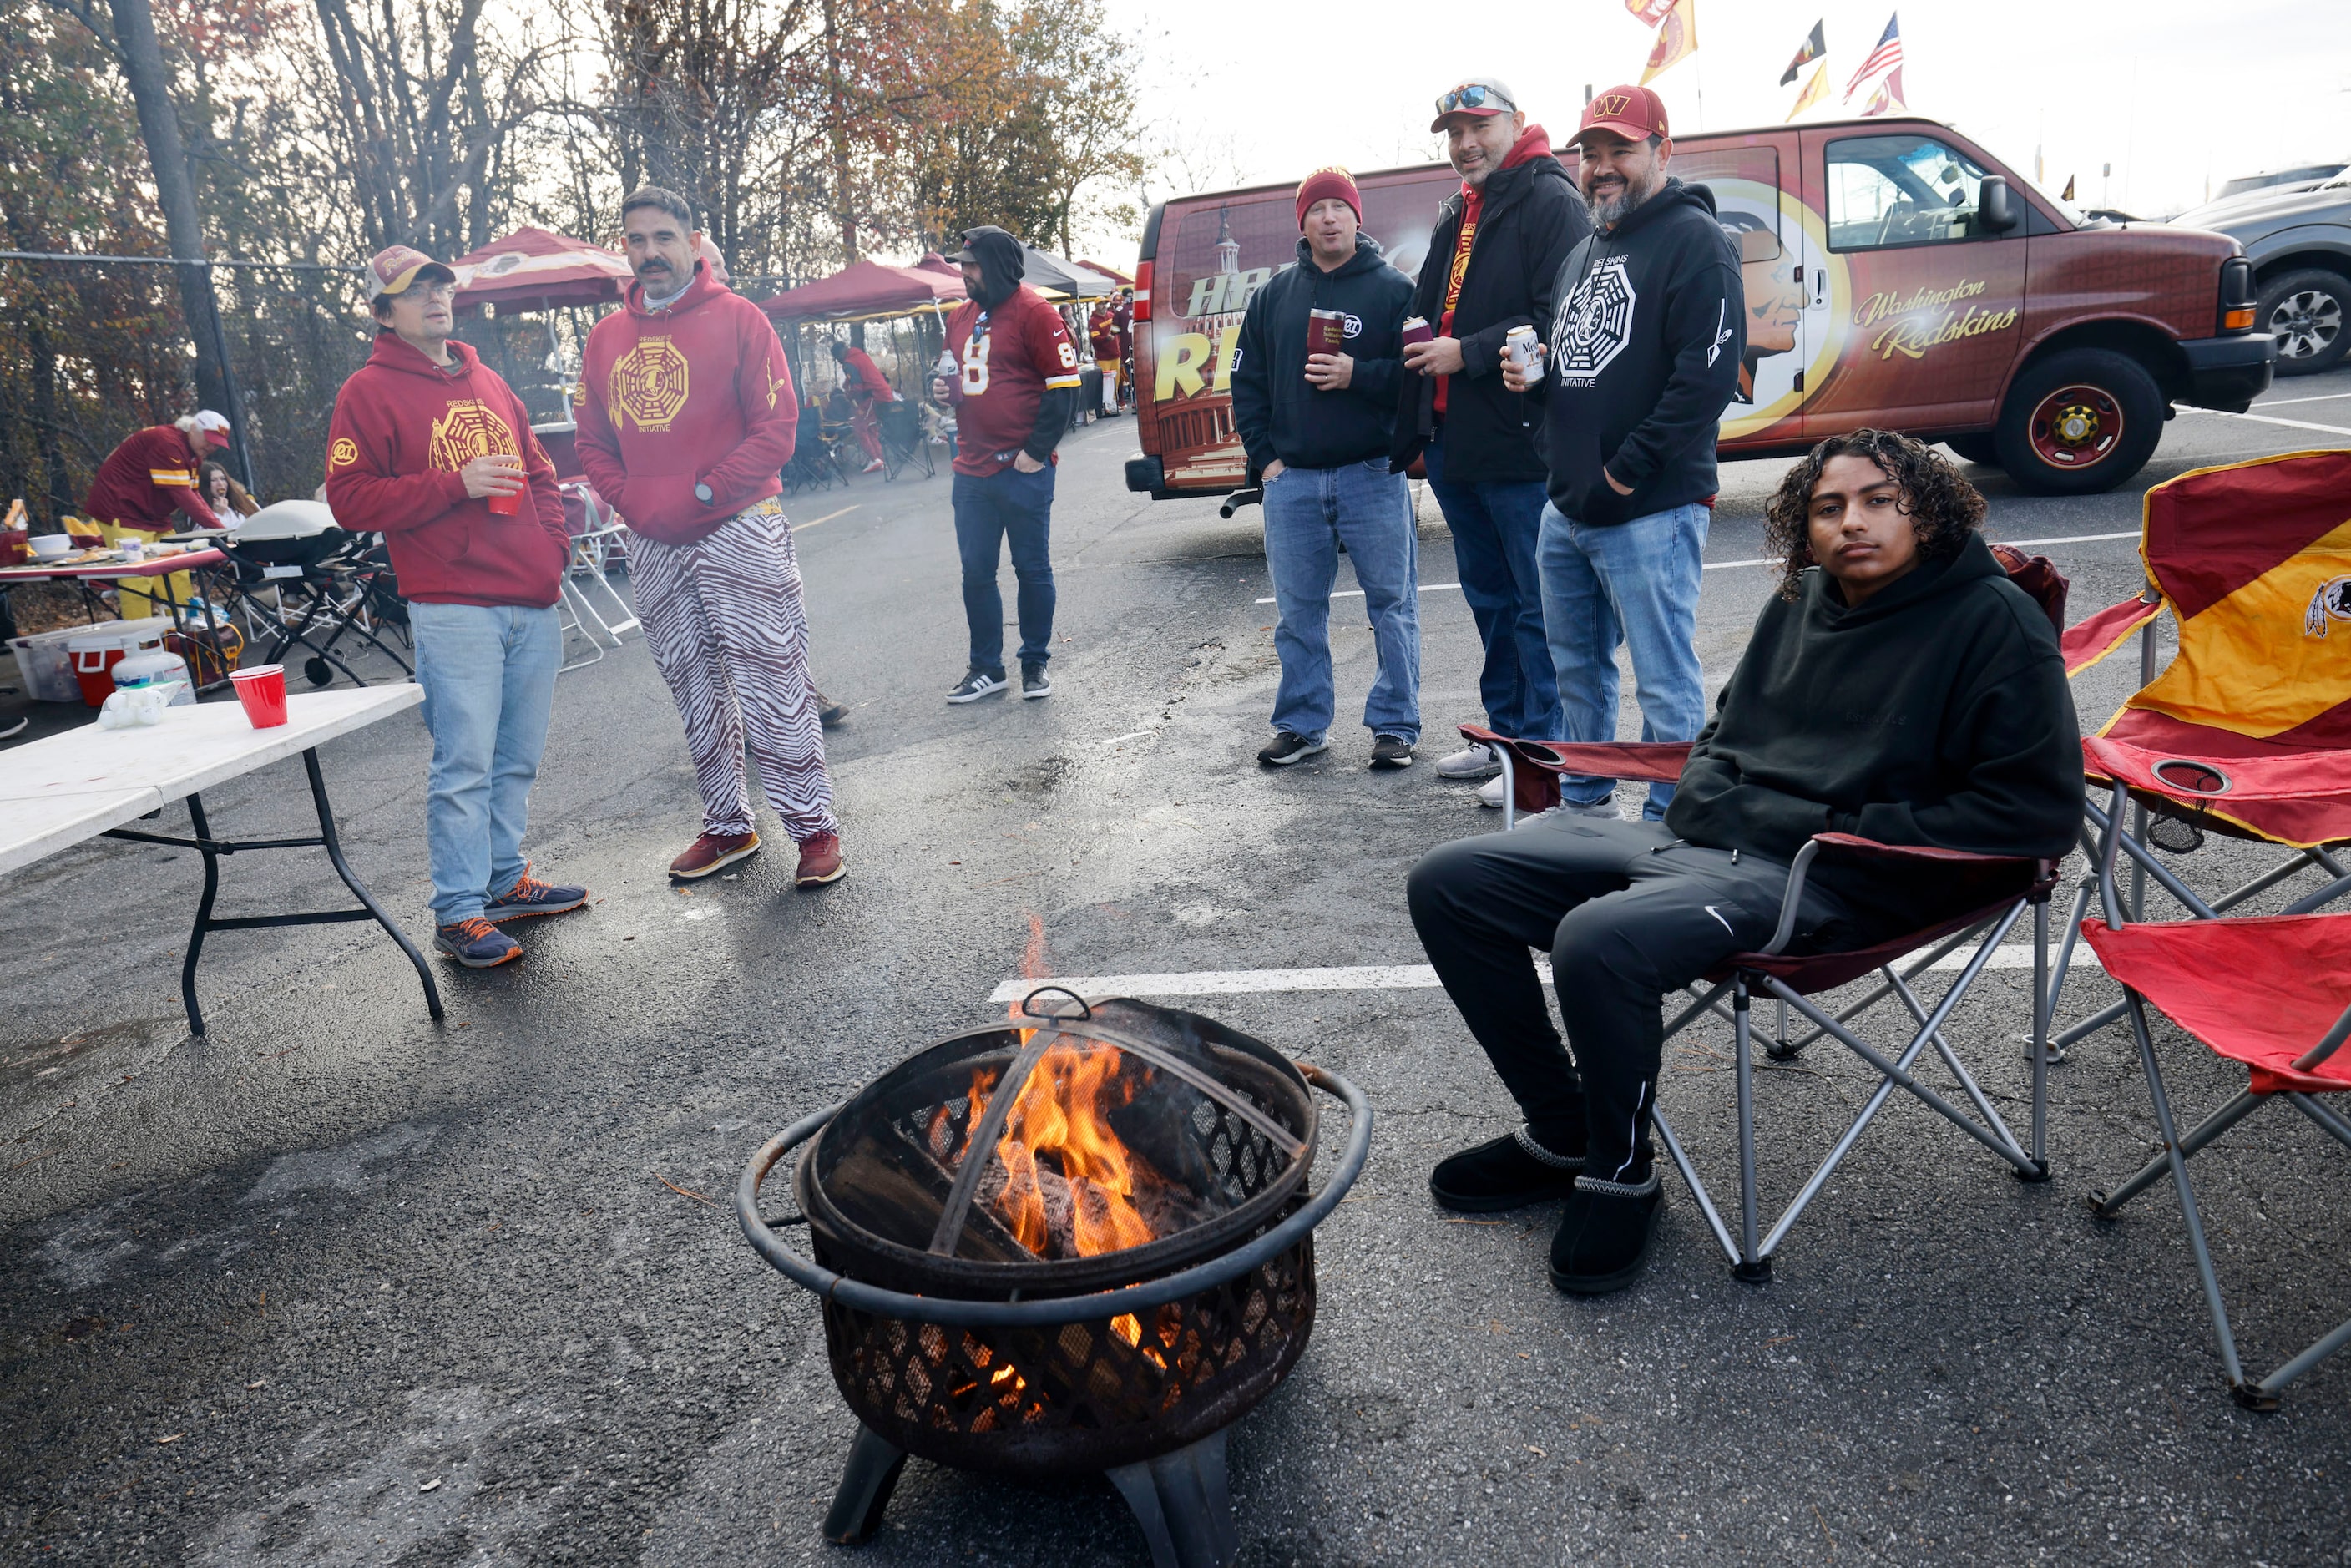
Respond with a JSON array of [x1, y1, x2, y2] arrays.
[[1098, 0, 2349, 260]]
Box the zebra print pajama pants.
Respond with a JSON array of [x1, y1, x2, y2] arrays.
[[629, 497, 839, 843]]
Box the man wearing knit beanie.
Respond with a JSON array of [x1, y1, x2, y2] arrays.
[[1231, 167, 1422, 771]]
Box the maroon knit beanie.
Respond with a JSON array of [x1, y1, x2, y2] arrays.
[[1295, 167, 1363, 229]]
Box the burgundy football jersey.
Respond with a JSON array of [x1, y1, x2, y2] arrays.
[[943, 286, 1084, 477]]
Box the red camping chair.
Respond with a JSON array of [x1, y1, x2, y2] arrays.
[[2047, 449, 2351, 1060], [1452, 546, 2070, 1281], [2077, 778, 2351, 1408]]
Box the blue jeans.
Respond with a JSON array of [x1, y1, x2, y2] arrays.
[[951, 464, 1056, 674], [409, 601, 562, 923], [1262, 458, 1421, 743], [1536, 500, 1710, 820], [1422, 432, 1561, 741]]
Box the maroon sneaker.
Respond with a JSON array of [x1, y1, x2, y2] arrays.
[[670, 830, 761, 880], [795, 832, 846, 888]]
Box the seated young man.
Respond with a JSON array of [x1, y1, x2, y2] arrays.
[[1406, 429, 2084, 1295]]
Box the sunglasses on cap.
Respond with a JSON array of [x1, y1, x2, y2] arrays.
[[1434, 83, 1515, 117]]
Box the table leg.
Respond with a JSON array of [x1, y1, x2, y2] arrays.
[[302, 748, 442, 1022], [181, 792, 223, 1037]]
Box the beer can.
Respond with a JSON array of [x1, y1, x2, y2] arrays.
[[1400, 314, 1433, 348], [1505, 323, 1538, 377]]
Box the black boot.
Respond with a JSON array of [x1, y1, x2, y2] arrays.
[[1429, 1125, 1584, 1212], [1548, 1166, 1663, 1295]]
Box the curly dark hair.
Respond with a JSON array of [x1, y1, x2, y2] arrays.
[[1762, 428, 1986, 600]]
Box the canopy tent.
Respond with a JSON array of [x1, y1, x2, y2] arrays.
[[451, 226, 633, 312], [758, 259, 966, 326], [1078, 259, 1135, 286], [915, 246, 1110, 301]]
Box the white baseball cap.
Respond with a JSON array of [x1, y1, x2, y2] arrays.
[[192, 410, 231, 434]]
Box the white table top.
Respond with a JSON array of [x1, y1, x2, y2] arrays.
[[0, 685, 422, 877]]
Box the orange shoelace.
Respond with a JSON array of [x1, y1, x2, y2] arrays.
[[450, 916, 499, 942]]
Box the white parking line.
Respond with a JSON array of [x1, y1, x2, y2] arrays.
[[989, 946, 2091, 1003], [2254, 391, 2351, 407], [1252, 529, 2143, 604], [2183, 407, 2351, 437]]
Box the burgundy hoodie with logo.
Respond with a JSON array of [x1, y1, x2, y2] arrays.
[[324, 333, 569, 607], [574, 260, 800, 546]]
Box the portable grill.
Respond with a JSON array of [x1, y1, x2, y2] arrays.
[[738, 989, 1370, 1568], [212, 502, 412, 687]]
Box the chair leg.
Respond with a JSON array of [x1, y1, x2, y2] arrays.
[[2030, 896, 2050, 1176], [2040, 877, 2096, 1064], [1651, 1104, 1738, 1267], [2119, 990, 2255, 1404], [2088, 1088, 2263, 1217], [1732, 979, 1769, 1283]]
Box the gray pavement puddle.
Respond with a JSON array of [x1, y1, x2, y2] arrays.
[[243, 1120, 439, 1206]]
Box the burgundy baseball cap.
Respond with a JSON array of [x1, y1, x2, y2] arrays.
[[365, 244, 455, 301], [1430, 77, 1519, 134], [1570, 84, 1671, 148]]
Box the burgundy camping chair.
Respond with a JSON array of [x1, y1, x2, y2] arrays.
[[2045, 449, 2351, 1060], [2077, 777, 2351, 1407], [1452, 545, 2070, 1281]]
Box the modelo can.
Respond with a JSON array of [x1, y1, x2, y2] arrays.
[[1504, 323, 1538, 377]]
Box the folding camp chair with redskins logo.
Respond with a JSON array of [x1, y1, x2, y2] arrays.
[[1454, 544, 2070, 1281], [2047, 449, 2351, 1061], [2076, 788, 2351, 1408]]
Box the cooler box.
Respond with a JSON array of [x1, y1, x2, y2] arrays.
[[8, 618, 170, 704], [67, 619, 172, 706]]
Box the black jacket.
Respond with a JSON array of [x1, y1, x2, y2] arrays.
[[1663, 533, 2084, 925], [1231, 234, 1413, 473], [1526, 180, 1742, 525], [1389, 141, 1590, 481]]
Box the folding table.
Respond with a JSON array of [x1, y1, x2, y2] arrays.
[[0, 546, 235, 691], [0, 687, 442, 1035]]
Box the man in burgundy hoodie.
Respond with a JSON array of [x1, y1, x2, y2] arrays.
[[326, 245, 589, 969], [576, 186, 843, 888]]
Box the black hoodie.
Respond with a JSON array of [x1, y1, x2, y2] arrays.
[[957, 226, 1074, 456], [1230, 232, 1413, 473], [1663, 532, 2084, 924], [1527, 178, 1742, 526]]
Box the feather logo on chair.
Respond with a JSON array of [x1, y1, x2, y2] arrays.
[[2308, 575, 2351, 638]]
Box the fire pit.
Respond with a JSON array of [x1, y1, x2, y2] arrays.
[[737, 988, 1370, 1568]]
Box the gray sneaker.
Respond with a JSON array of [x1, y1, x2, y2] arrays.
[[1482, 771, 1620, 817], [1257, 731, 1327, 767], [1436, 742, 1502, 780]]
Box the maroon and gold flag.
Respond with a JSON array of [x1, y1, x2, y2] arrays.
[[1641, 0, 1698, 84], [1626, 0, 1675, 23]]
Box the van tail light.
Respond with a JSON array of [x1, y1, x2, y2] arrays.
[[2219, 257, 2256, 333], [1133, 260, 1153, 323]]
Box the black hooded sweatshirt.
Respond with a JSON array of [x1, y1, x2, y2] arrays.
[[1388, 138, 1590, 481], [1663, 532, 2084, 925], [1526, 178, 1743, 527], [1230, 232, 1413, 473], [959, 225, 1075, 457]]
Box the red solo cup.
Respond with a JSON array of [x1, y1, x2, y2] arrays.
[[229, 663, 289, 727], [486, 483, 522, 517]]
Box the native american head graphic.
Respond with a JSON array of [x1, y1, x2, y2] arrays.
[[2307, 574, 2351, 638]]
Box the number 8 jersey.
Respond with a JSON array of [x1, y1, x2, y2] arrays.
[[941, 285, 1084, 478]]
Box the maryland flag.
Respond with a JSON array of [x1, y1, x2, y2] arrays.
[[1786, 62, 1830, 121], [2062, 450, 2351, 845], [1640, 0, 1697, 85], [1780, 19, 1826, 85]]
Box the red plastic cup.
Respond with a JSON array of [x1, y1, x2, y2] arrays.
[[229, 663, 288, 728], [486, 483, 521, 517]]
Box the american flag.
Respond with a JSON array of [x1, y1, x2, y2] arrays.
[[1843, 13, 1903, 103]]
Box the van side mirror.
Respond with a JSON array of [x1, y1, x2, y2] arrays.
[[1978, 176, 2018, 235]]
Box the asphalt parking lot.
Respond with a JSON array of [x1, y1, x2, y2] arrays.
[[4, 368, 2348, 1565]]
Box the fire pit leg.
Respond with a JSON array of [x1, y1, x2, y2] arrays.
[[1105, 1428, 1236, 1568], [822, 1425, 908, 1545]]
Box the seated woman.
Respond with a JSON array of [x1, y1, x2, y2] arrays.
[[1405, 429, 2084, 1296]]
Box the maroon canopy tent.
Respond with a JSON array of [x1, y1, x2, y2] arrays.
[[451, 226, 634, 312], [758, 259, 967, 325]]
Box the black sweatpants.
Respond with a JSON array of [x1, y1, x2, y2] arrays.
[[1405, 817, 1864, 1181]]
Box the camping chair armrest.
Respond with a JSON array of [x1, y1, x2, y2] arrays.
[[1761, 833, 2055, 957], [1454, 726, 1690, 784], [2060, 590, 2161, 677]]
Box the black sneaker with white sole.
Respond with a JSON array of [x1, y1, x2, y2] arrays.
[[1020, 663, 1052, 699], [1256, 731, 1327, 766], [947, 668, 1008, 704], [1369, 734, 1415, 769]]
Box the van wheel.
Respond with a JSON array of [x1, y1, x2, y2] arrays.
[[2256, 268, 2348, 376], [1994, 349, 2164, 496], [1944, 433, 2000, 466]]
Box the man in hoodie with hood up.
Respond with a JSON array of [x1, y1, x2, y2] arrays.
[[1394, 78, 1590, 805], [326, 245, 587, 970], [1231, 167, 1418, 770], [1503, 84, 1743, 823], [930, 226, 1084, 706], [577, 186, 843, 891]]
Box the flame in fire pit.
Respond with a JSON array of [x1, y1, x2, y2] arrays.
[[965, 1042, 1162, 1260]]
